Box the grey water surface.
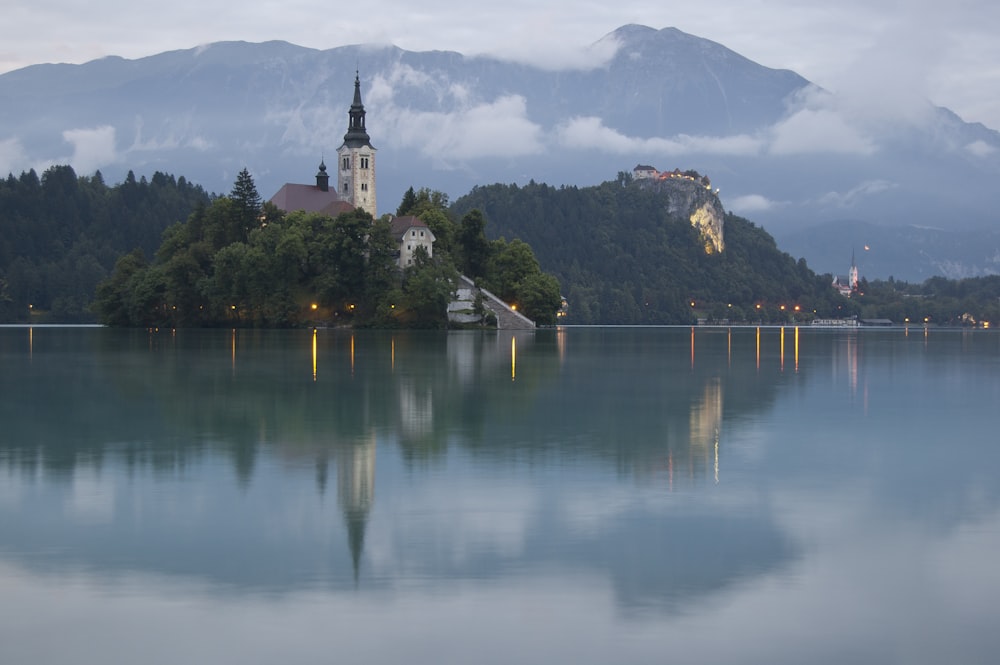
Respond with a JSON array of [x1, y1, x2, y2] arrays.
[[1, 326, 998, 664]]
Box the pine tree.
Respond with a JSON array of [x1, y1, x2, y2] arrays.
[[230, 168, 261, 242]]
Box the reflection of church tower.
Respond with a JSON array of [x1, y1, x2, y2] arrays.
[[337, 72, 377, 218], [337, 434, 376, 581]]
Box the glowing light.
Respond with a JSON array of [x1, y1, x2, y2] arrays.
[[311, 303, 318, 311], [780, 326, 785, 372], [690, 326, 695, 370], [756, 327, 761, 370], [794, 326, 799, 373], [312, 329, 317, 381], [511, 336, 516, 381]]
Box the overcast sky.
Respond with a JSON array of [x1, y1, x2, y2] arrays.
[[2, 0, 999, 130]]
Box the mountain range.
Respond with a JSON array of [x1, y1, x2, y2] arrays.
[[2, 24, 999, 281]]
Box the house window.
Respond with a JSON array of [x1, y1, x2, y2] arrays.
[[420, 231, 424, 237], [343, 183, 349, 193], [342, 156, 349, 170], [411, 230, 416, 237], [407, 245, 411, 250], [361, 183, 367, 191], [360, 156, 369, 169]]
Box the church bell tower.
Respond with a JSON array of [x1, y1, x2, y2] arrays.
[[337, 72, 377, 218]]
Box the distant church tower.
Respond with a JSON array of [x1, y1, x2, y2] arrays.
[[849, 249, 859, 291], [337, 72, 377, 218]]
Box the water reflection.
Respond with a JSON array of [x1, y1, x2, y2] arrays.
[[2, 326, 1000, 663]]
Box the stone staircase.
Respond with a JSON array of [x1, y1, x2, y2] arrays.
[[448, 275, 535, 330]]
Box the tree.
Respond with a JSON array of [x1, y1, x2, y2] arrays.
[[398, 247, 457, 328], [396, 186, 417, 216], [230, 168, 262, 242], [458, 209, 491, 281], [517, 272, 562, 325]]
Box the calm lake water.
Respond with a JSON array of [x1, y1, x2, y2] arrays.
[[1, 325, 999, 664]]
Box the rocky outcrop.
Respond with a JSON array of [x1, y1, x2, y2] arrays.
[[637, 175, 725, 254]]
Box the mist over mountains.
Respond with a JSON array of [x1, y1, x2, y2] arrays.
[[2, 24, 998, 281]]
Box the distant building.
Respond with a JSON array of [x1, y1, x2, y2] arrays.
[[268, 74, 435, 269], [269, 72, 376, 218], [268, 159, 355, 217], [389, 215, 436, 267], [337, 72, 377, 218], [833, 250, 860, 297], [633, 164, 658, 179]]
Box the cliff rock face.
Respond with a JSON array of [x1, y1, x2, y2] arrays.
[[637, 176, 725, 254]]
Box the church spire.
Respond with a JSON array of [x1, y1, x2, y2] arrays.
[[315, 158, 329, 191], [343, 71, 372, 148]]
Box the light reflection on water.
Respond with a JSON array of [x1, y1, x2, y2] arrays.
[[1, 326, 1000, 664]]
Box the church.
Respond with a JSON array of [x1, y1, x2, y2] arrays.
[[832, 250, 860, 297], [268, 73, 434, 267]]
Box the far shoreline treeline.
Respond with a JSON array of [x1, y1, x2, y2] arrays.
[[2, 165, 1000, 327]]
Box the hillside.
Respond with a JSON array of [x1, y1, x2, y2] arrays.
[[0, 166, 210, 322], [451, 173, 845, 325], [3, 24, 999, 279]]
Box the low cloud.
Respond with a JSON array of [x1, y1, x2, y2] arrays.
[[965, 140, 997, 157], [556, 116, 763, 156], [387, 95, 544, 163], [0, 137, 27, 175], [483, 28, 620, 71], [768, 108, 876, 155], [61, 125, 119, 174], [728, 194, 779, 214], [818, 179, 896, 208], [767, 88, 877, 156], [367, 66, 545, 164]]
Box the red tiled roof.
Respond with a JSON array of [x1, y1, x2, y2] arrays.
[[270, 183, 354, 215], [388, 215, 432, 239]]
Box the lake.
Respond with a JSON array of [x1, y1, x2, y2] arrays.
[[1, 325, 999, 664]]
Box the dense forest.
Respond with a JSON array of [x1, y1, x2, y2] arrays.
[[93, 175, 562, 328], [0, 165, 210, 322], [451, 176, 846, 324], [4, 166, 1000, 327], [451, 176, 1000, 325]]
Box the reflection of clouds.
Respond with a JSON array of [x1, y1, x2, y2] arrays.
[[388, 479, 536, 563], [0, 465, 24, 509], [69, 465, 114, 524]]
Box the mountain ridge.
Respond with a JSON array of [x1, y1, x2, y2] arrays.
[[2, 24, 998, 279]]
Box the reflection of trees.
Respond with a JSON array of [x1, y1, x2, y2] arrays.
[[0, 327, 797, 483], [8, 327, 999, 613]]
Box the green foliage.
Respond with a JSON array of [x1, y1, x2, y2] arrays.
[[0, 165, 210, 322], [458, 209, 491, 282], [96, 196, 403, 328], [396, 247, 459, 328], [451, 179, 847, 324]]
